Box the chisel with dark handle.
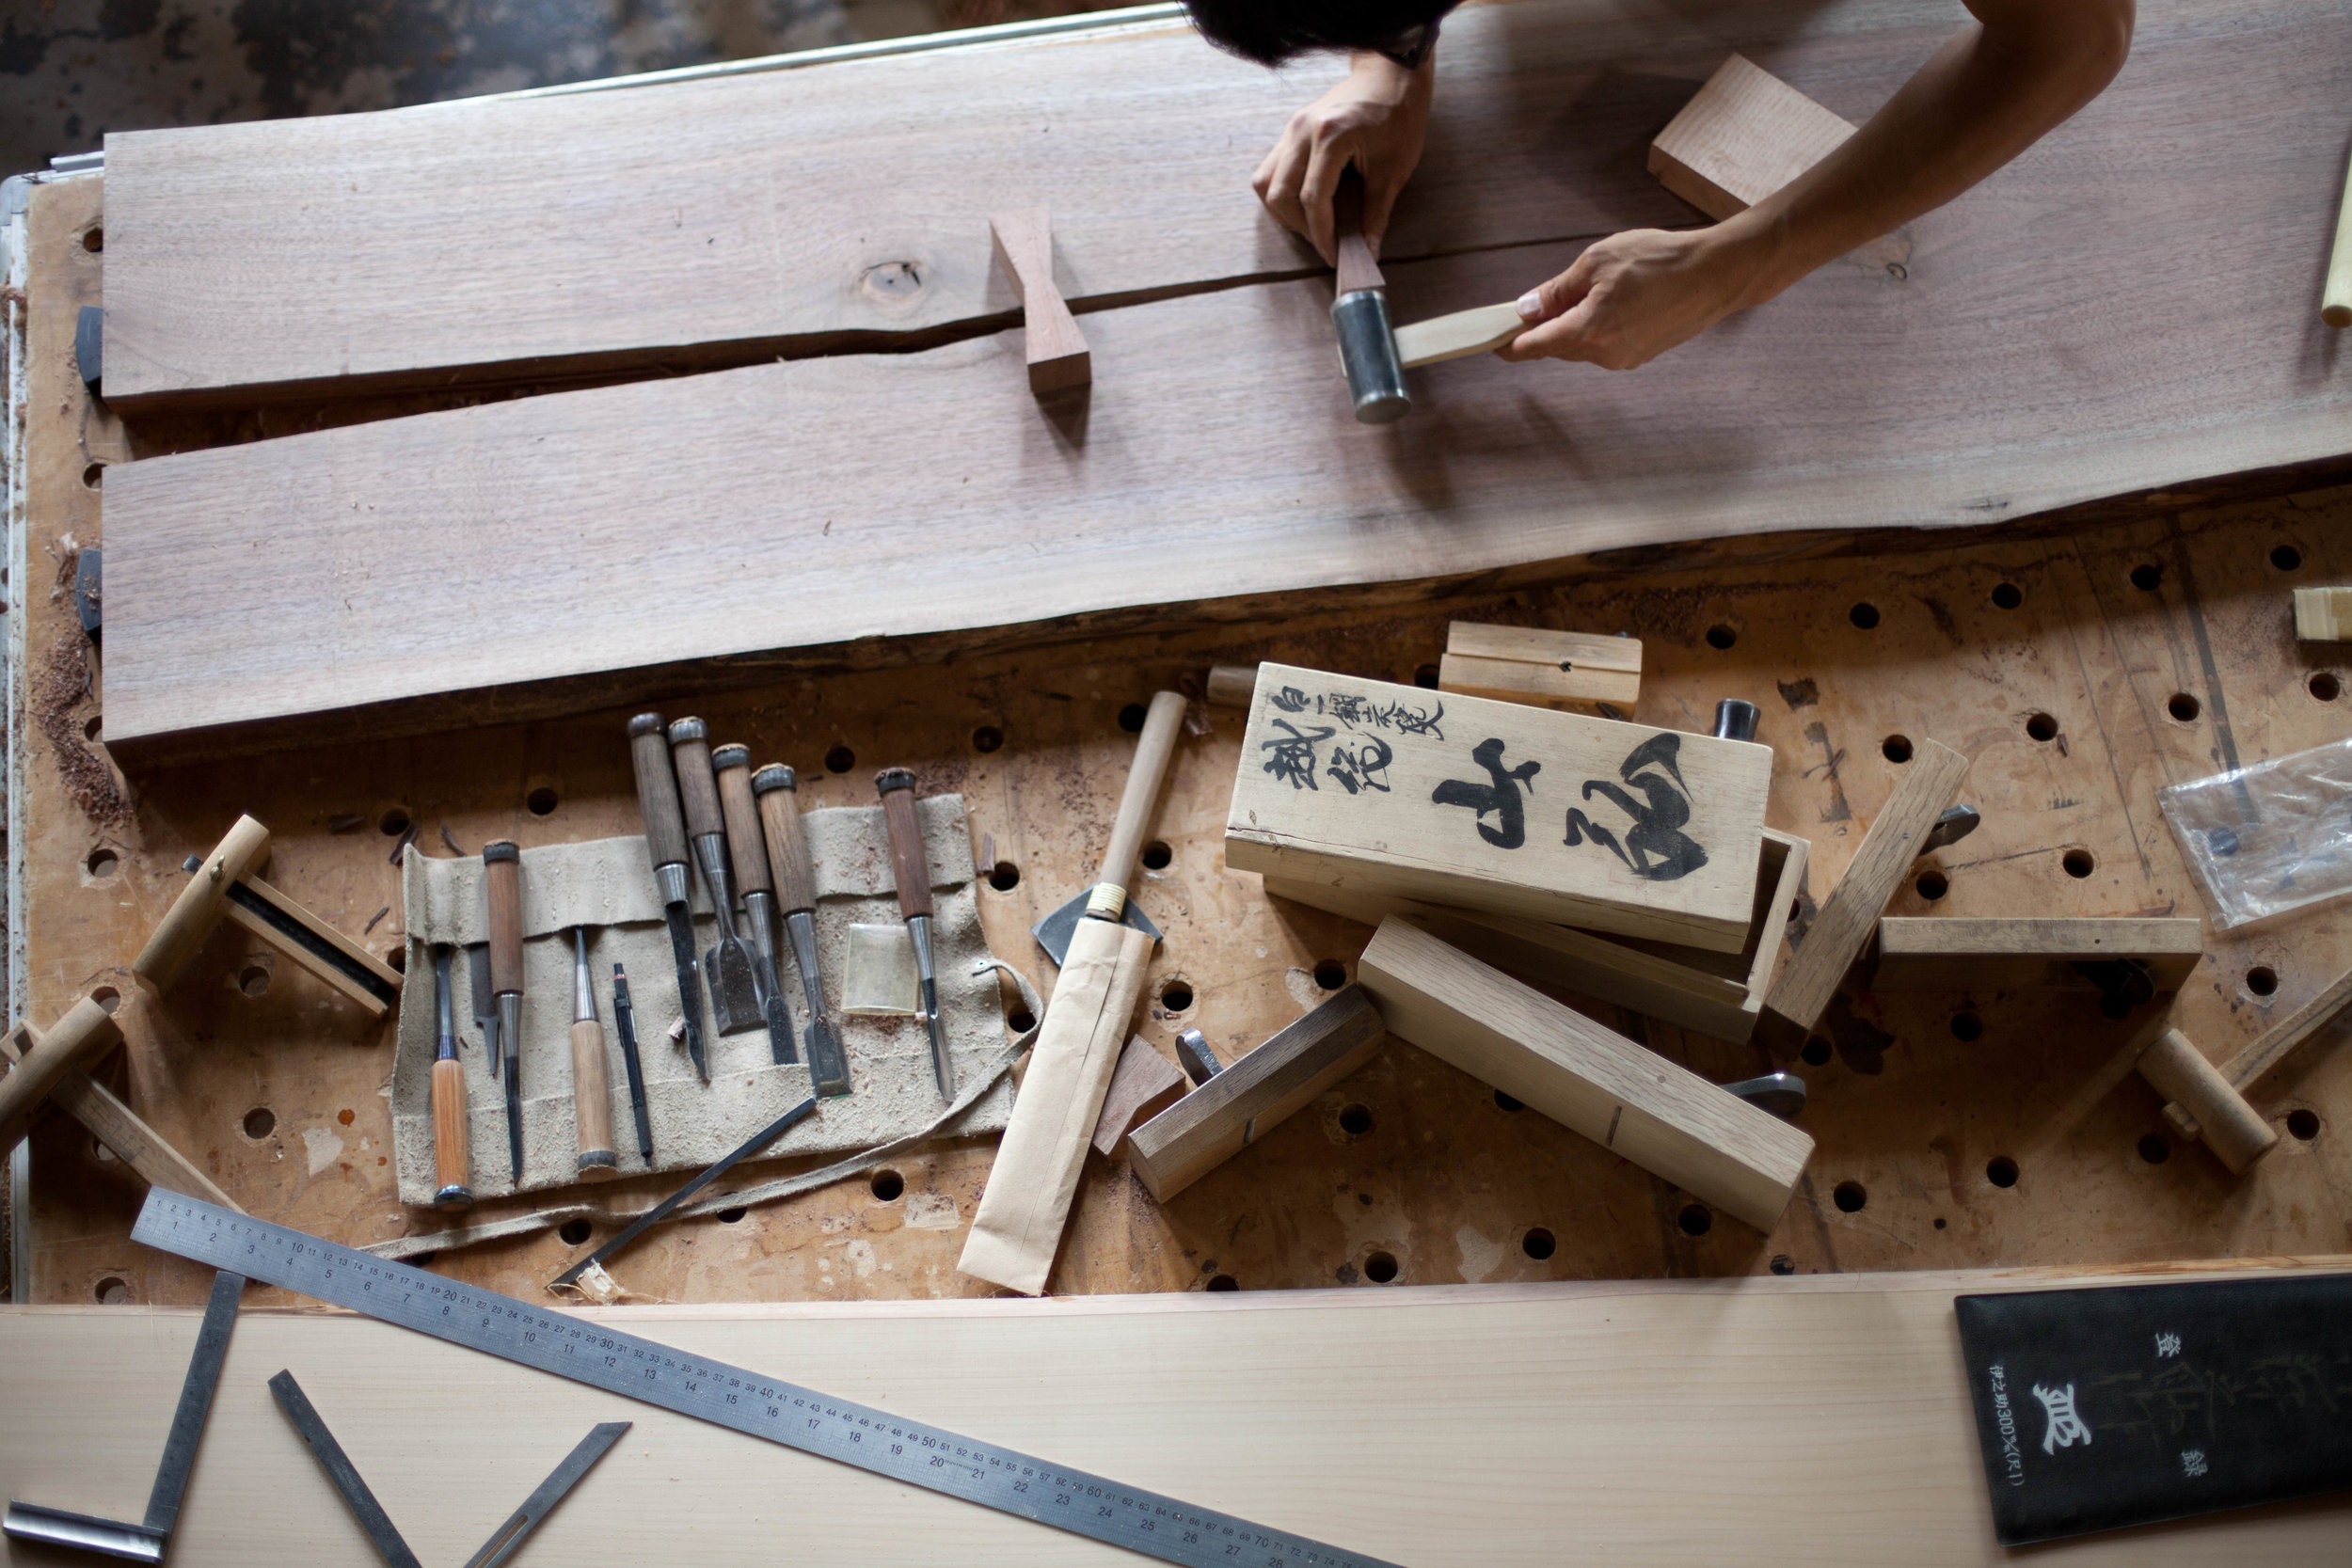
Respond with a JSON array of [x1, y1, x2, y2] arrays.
[[483, 840, 526, 1185], [753, 765, 851, 1097], [628, 712, 707, 1081], [667, 718, 763, 1037], [877, 768, 953, 1099], [714, 743, 796, 1064], [569, 927, 620, 1180]]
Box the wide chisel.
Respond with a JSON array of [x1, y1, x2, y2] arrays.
[[712, 743, 796, 1063], [483, 840, 526, 1184], [751, 765, 851, 1097], [627, 712, 708, 1081], [876, 768, 953, 1099], [666, 717, 763, 1036]]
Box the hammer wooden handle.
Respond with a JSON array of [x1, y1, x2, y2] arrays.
[[1093, 691, 1188, 917], [2138, 1027, 2277, 1173], [134, 815, 273, 994], [875, 769, 934, 920], [628, 713, 690, 872], [752, 767, 818, 915], [712, 745, 772, 897], [0, 996, 123, 1152], [484, 842, 524, 997], [667, 718, 725, 844]]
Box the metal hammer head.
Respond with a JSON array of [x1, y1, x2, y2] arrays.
[[1333, 290, 1410, 425], [1921, 803, 1981, 854]]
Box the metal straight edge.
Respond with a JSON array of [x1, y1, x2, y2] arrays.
[[485, 3, 1187, 103], [267, 1370, 425, 1568], [142, 1269, 246, 1534], [461, 1421, 630, 1568]]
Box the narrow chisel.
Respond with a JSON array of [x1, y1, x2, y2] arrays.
[[466, 942, 500, 1081], [568, 927, 619, 1181], [751, 765, 851, 1097], [712, 743, 797, 1064], [483, 839, 526, 1184], [627, 712, 708, 1081], [876, 768, 953, 1099], [666, 717, 763, 1037], [611, 963, 655, 1164], [429, 944, 472, 1212]]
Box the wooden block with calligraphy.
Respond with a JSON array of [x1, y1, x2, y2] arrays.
[[1438, 622, 1642, 714], [1225, 663, 1772, 953]]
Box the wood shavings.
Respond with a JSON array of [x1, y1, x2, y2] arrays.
[[30, 627, 128, 829]]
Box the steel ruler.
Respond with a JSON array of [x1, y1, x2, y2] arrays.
[[131, 1191, 1398, 1568]]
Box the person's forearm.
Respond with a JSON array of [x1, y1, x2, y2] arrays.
[[1716, 0, 2133, 307]]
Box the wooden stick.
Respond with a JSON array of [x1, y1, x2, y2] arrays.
[[1128, 987, 1384, 1202], [133, 814, 273, 994], [989, 207, 1091, 394], [1867, 917, 2202, 992], [222, 873, 403, 1017], [2137, 1028, 2277, 1174], [0, 998, 125, 1153], [1089, 689, 1186, 923], [0, 1022, 238, 1209], [1359, 917, 1813, 1232], [1089, 1036, 1187, 1159], [1756, 738, 1969, 1051], [1204, 664, 1258, 708]]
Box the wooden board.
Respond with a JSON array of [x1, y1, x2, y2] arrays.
[[1224, 663, 1772, 951], [8, 1266, 2351, 1566], [95, 0, 2352, 763], [1647, 52, 1856, 220], [1357, 917, 1815, 1232], [1868, 917, 2205, 992]]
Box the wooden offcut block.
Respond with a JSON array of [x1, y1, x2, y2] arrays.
[[1358, 917, 1812, 1232], [1091, 1035, 1188, 1159], [1226, 663, 1772, 952], [990, 207, 1091, 394], [1263, 827, 1807, 1044], [1867, 917, 2203, 992], [1648, 54, 1855, 221], [2292, 586, 2352, 641], [1128, 987, 1385, 1202], [1438, 622, 1642, 714]]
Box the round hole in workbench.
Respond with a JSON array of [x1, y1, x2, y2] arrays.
[[1117, 704, 1147, 733], [384, 947, 406, 974], [1206, 1274, 1239, 1291], [558, 1219, 592, 1245], [1915, 871, 1948, 901], [1991, 582, 2023, 610], [1801, 1037, 1833, 1068], [1704, 623, 1737, 650], [1493, 1089, 1524, 1112], [1007, 1008, 1036, 1034], [526, 787, 558, 816], [85, 847, 119, 879], [1159, 980, 1195, 1013], [2287, 1108, 2321, 1141], [1882, 736, 1913, 764], [824, 745, 855, 774], [2271, 544, 2303, 572], [1312, 959, 1347, 990], [2099, 991, 2135, 1021], [408, 1250, 438, 1267], [243, 1106, 276, 1140], [237, 961, 270, 999], [82, 462, 103, 489], [82, 714, 102, 742], [2026, 711, 2058, 742], [2312, 672, 2343, 703], [95, 1276, 128, 1304], [2167, 692, 2201, 722], [90, 986, 120, 1014], [987, 861, 1020, 892], [1413, 663, 1440, 689], [971, 725, 1004, 753], [2130, 562, 2164, 592], [1338, 1103, 1374, 1137], [82, 227, 103, 252], [716, 1208, 746, 1224], [1362, 1251, 1399, 1284], [1771, 1254, 1796, 1275], [1949, 1011, 1981, 1042], [869, 1168, 904, 1201], [1677, 1204, 1713, 1237], [1849, 602, 1881, 630], [2246, 965, 2279, 997], [1833, 1181, 1867, 1213], [1986, 1156, 2020, 1188], [1521, 1227, 1556, 1259], [2061, 849, 2095, 879], [378, 808, 411, 836], [2137, 1133, 2170, 1164], [1140, 841, 1172, 871]]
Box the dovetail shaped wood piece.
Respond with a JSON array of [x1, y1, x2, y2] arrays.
[[989, 207, 1091, 394], [1648, 54, 1856, 221], [1091, 1035, 1188, 1159]]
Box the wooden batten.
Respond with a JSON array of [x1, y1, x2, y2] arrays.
[[1648, 54, 1856, 221], [1438, 622, 1643, 714], [1357, 917, 1813, 1232], [1263, 827, 1807, 1044], [2292, 587, 2352, 641], [1226, 663, 1772, 953], [1867, 917, 2202, 992]]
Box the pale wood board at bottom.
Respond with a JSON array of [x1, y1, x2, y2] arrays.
[[3, 1268, 2348, 1565]]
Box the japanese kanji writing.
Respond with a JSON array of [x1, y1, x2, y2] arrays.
[[1563, 733, 1708, 881], [1260, 719, 1335, 791], [1269, 686, 1444, 739], [1327, 737, 1394, 796], [1431, 738, 1540, 849]]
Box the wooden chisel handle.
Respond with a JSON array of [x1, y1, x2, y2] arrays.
[[0, 995, 123, 1153], [430, 1054, 470, 1205], [1092, 691, 1188, 920], [628, 713, 690, 872], [712, 744, 772, 897], [484, 841, 524, 997], [572, 1019, 618, 1178], [752, 766, 818, 915], [875, 769, 933, 919], [666, 718, 726, 844]]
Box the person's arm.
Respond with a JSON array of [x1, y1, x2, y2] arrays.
[[1500, 0, 2135, 370], [1253, 52, 1434, 264]]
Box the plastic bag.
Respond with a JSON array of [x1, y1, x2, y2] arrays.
[[2158, 736, 2352, 929]]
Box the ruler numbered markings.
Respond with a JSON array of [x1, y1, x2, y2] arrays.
[[131, 1192, 1397, 1568]]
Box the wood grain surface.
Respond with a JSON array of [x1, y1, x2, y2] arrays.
[[14, 176, 2352, 1313]]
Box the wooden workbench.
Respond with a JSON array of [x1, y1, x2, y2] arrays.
[[8, 155, 2351, 1311]]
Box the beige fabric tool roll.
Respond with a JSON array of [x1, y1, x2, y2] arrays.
[[958, 917, 1152, 1294]]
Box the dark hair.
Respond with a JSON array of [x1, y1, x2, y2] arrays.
[[1183, 0, 1455, 67]]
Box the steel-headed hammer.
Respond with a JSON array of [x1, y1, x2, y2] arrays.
[[1330, 173, 1409, 425]]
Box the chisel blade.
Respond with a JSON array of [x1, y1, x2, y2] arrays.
[[503, 1071, 523, 1184], [662, 903, 707, 1081], [919, 976, 953, 1101], [704, 934, 762, 1037], [467, 943, 499, 1080], [784, 909, 850, 1097]]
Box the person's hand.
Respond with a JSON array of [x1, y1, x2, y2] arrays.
[[1253, 53, 1433, 265], [1496, 227, 1767, 371]]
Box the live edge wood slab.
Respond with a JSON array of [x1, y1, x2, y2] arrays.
[[6, 1267, 2349, 1565]]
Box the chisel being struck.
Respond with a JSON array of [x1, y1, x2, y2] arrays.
[[628, 713, 709, 1081]]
